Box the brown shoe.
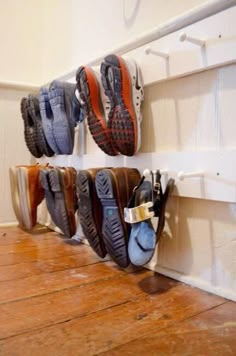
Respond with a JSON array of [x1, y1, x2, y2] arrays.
[[10, 164, 45, 230], [48, 167, 77, 238], [95, 167, 141, 267], [77, 168, 106, 258]]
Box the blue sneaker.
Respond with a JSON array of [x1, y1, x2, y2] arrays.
[[48, 81, 81, 154], [39, 88, 61, 154]]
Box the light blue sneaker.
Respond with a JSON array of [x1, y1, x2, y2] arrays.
[[39, 87, 61, 154], [126, 173, 175, 266], [48, 81, 81, 155], [128, 221, 156, 266]]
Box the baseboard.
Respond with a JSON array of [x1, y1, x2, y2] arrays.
[[150, 265, 236, 302], [0, 221, 18, 227]]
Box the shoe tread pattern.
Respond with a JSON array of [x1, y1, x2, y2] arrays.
[[76, 67, 118, 156], [95, 170, 129, 267], [77, 172, 107, 258]]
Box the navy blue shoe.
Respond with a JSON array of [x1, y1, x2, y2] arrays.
[[39, 88, 61, 154], [48, 81, 81, 155]]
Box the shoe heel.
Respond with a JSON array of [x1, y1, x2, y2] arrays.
[[40, 170, 50, 191], [49, 169, 61, 192]]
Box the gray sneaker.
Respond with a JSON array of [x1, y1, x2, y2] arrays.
[[48, 81, 81, 154], [27, 95, 54, 157], [39, 88, 61, 154]]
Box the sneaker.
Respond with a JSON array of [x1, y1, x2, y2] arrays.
[[95, 167, 141, 267], [20, 98, 42, 158], [100, 54, 144, 156], [48, 81, 81, 155], [76, 66, 118, 156], [76, 168, 107, 258], [40, 167, 61, 228], [39, 88, 61, 154], [27, 95, 54, 157]]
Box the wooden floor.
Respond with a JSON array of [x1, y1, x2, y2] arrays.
[[0, 227, 235, 355]]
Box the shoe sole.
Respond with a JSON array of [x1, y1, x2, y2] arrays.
[[21, 98, 42, 158], [40, 170, 60, 228], [77, 171, 107, 258], [16, 167, 32, 230], [101, 55, 138, 156], [9, 167, 24, 227], [95, 169, 129, 268], [49, 86, 74, 155], [49, 169, 74, 238], [76, 66, 118, 156]]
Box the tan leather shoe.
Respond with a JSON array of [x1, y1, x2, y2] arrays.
[[10, 164, 45, 229]]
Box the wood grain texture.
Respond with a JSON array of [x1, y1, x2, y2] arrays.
[[0, 251, 104, 282], [0, 271, 151, 339], [0, 278, 225, 355], [0, 227, 235, 356], [0, 241, 91, 267], [103, 302, 236, 356], [0, 261, 124, 305]]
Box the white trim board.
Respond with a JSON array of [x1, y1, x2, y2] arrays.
[[0, 221, 18, 227], [39, 150, 236, 203]]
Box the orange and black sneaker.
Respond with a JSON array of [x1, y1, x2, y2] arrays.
[[76, 66, 118, 156], [100, 55, 144, 156]]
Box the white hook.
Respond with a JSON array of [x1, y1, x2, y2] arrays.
[[143, 169, 151, 178], [143, 169, 168, 177], [145, 46, 169, 59], [179, 32, 205, 47], [178, 170, 204, 181]]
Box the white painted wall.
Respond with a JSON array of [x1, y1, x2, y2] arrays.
[[0, 0, 43, 84], [41, 0, 206, 82], [0, 88, 33, 224]]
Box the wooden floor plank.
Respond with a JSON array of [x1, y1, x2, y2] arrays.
[[0, 250, 105, 282], [0, 261, 125, 305], [0, 237, 79, 255], [0, 243, 91, 267], [0, 226, 51, 243], [0, 227, 234, 356], [102, 301, 236, 356], [0, 276, 225, 355], [0, 271, 152, 339]]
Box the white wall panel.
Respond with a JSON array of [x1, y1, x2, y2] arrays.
[[0, 89, 32, 224]]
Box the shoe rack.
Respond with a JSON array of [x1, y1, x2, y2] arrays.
[[38, 2, 236, 204]]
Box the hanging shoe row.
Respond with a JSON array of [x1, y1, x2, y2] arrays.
[[20, 55, 144, 158], [21, 82, 81, 157], [76, 54, 144, 156], [9, 165, 174, 267]]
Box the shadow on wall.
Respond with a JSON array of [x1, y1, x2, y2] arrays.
[[123, 0, 141, 28], [153, 195, 236, 290], [139, 68, 220, 153]]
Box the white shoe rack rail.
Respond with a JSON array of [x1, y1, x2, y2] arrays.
[[36, 0, 236, 204]]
